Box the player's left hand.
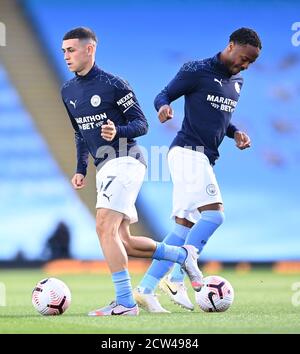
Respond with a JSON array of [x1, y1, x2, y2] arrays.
[[234, 131, 251, 150], [101, 119, 117, 141]]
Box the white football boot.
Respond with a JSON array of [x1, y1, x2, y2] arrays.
[[159, 275, 194, 311], [181, 245, 203, 291], [88, 301, 139, 316], [133, 287, 170, 313]]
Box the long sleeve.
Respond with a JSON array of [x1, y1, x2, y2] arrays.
[[62, 101, 90, 176], [114, 84, 148, 139], [226, 122, 239, 138], [154, 62, 199, 111], [74, 131, 89, 176]]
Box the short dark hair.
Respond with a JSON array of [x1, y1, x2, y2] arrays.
[[63, 27, 97, 44], [229, 27, 262, 49]]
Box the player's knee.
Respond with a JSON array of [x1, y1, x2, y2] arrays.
[[96, 217, 118, 239], [201, 210, 225, 226], [175, 217, 194, 228]]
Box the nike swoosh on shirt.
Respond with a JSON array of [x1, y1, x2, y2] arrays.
[[166, 283, 177, 295]]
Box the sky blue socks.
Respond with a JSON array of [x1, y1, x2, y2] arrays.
[[153, 242, 187, 264], [138, 224, 189, 293], [138, 211, 224, 293], [169, 210, 224, 282], [112, 269, 136, 308]]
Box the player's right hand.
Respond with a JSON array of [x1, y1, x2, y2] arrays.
[[71, 173, 86, 189], [158, 105, 174, 123]]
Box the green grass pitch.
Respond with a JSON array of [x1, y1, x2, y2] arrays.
[[0, 269, 299, 334]]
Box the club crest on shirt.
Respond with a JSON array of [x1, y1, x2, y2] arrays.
[[91, 95, 101, 107], [206, 184, 217, 196], [234, 82, 240, 94]]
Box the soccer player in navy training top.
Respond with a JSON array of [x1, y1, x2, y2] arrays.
[[134, 28, 262, 312], [61, 27, 203, 316]]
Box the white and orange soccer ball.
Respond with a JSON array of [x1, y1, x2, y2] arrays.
[[32, 278, 71, 315], [195, 275, 234, 312]]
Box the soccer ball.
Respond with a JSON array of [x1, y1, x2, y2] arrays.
[[32, 277, 71, 315], [195, 275, 234, 312]]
